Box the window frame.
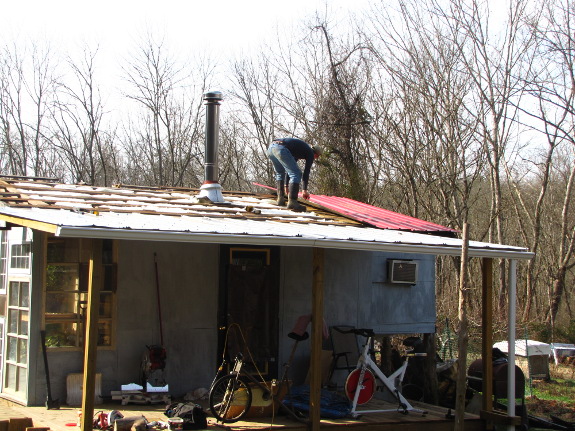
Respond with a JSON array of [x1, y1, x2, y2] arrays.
[[4, 278, 30, 397], [0, 231, 8, 294], [43, 238, 116, 351], [9, 243, 32, 274]]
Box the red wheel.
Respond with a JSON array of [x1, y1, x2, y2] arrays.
[[345, 368, 376, 404]]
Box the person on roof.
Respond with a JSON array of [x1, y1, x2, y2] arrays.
[[267, 137, 322, 212]]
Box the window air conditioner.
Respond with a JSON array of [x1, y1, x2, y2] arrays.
[[388, 260, 418, 285]]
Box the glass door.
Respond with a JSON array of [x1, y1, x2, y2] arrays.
[[4, 280, 29, 398]]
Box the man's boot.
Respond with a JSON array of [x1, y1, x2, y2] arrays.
[[287, 182, 306, 212], [276, 180, 286, 206]]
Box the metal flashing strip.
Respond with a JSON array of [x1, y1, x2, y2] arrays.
[[55, 226, 534, 260]]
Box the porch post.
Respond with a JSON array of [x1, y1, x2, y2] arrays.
[[507, 260, 517, 431], [481, 257, 494, 428], [81, 239, 103, 431], [310, 247, 324, 431]]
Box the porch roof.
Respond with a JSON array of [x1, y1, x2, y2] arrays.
[[0, 178, 533, 260]]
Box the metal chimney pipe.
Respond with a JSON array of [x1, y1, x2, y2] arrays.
[[198, 91, 225, 203], [203, 91, 223, 183]]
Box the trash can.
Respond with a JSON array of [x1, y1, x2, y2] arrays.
[[468, 359, 525, 400]]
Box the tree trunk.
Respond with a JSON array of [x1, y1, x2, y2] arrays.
[[548, 266, 567, 328], [455, 223, 470, 431]]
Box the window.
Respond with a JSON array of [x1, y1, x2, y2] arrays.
[[0, 316, 4, 391], [10, 244, 31, 270], [229, 248, 270, 267], [44, 238, 116, 349], [4, 280, 29, 396], [0, 231, 7, 294]]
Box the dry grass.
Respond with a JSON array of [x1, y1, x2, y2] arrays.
[[524, 363, 575, 423]]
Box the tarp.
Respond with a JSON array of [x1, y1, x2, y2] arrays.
[[493, 340, 551, 357], [282, 385, 351, 419]]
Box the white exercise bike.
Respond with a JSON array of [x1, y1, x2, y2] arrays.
[[342, 328, 428, 417]]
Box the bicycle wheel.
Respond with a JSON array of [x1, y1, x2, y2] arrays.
[[345, 368, 376, 405], [209, 374, 253, 423]]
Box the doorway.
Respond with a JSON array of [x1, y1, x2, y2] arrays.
[[218, 246, 280, 378]]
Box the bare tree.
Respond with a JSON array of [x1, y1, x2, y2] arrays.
[[430, 0, 535, 313], [228, 17, 381, 201], [306, 23, 374, 202], [121, 33, 210, 187], [514, 0, 575, 328], [49, 46, 121, 185], [365, 0, 487, 228], [0, 42, 59, 177], [226, 53, 285, 190]]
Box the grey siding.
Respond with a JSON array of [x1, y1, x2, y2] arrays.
[[27, 242, 435, 405], [279, 248, 435, 337], [276, 248, 436, 386], [31, 240, 219, 404], [115, 240, 219, 396]]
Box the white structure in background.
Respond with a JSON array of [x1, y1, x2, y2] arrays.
[[550, 343, 575, 365], [493, 340, 551, 380]]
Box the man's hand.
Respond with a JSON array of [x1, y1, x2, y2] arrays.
[[302, 190, 310, 200]]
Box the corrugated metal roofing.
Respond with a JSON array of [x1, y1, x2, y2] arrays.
[[309, 195, 456, 233], [0, 177, 533, 259], [252, 182, 456, 234]]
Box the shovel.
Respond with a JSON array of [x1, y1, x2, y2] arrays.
[[40, 330, 61, 410]]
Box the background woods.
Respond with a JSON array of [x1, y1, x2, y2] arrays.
[[1, 0, 574, 342]]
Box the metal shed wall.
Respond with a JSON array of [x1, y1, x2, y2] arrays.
[[277, 248, 435, 386]]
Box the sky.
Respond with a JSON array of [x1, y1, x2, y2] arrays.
[[0, 0, 370, 108], [1, 0, 370, 58]]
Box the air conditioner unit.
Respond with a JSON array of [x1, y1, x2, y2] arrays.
[[388, 260, 418, 285]]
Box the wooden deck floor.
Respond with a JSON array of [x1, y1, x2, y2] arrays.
[[0, 397, 483, 431]]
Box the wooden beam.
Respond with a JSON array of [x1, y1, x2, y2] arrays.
[[310, 247, 325, 431], [81, 239, 103, 431], [480, 410, 521, 426], [0, 214, 58, 233], [0, 179, 48, 206], [7, 419, 33, 431], [423, 333, 439, 404], [482, 258, 494, 429]]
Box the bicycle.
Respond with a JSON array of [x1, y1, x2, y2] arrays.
[[209, 331, 308, 423], [341, 328, 428, 417]]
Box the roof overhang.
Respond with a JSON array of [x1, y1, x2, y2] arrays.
[[0, 208, 533, 260], [56, 226, 533, 259]]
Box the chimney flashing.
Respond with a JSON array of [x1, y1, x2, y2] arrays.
[[198, 182, 225, 203]]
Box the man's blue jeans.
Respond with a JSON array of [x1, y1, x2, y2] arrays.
[[267, 143, 302, 184]]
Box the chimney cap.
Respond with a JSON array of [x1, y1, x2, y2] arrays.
[[204, 91, 223, 101]]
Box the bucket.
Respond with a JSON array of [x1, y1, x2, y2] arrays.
[[225, 381, 289, 419]]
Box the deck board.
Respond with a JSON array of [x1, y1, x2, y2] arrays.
[[0, 397, 482, 431]]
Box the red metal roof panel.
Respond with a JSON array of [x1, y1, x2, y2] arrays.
[[309, 195, 456, 233]]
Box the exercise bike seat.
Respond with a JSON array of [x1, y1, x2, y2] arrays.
[[288, 331, 309, 341]]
